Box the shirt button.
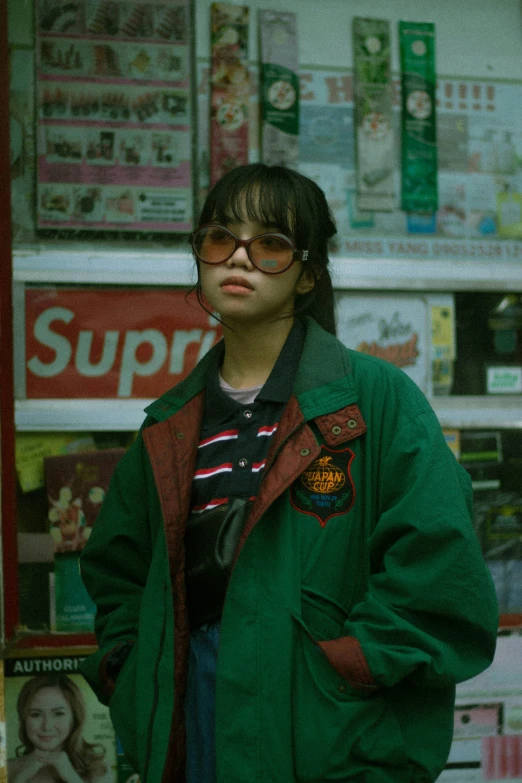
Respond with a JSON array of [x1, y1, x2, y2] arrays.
[[238, 458, 248, 468], [243, 409, 253, 419], [331, 425, 342, 436], [347, 419, 357, 429], [300, 448, 310, 457]]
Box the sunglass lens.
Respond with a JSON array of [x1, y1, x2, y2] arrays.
[[251, 236, 293, 273], [194, 227, 235, 263]]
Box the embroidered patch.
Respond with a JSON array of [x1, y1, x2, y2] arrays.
[[291, 446, 355, 527]]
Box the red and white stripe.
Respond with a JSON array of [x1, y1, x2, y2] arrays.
[[194, 463, 233, 479], [191, 497, 229, 513], [199, 429, 239, 448], [252, 461, 266, 473], [258, 424, 278, 437]]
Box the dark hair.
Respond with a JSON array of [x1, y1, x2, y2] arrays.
[[16, 674, 107, 781], [193, 163, 337, 335]]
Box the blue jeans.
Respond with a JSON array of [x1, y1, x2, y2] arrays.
[[185, 620, 221, 783]]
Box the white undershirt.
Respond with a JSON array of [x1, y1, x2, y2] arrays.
[[219, 374, 263, 405]]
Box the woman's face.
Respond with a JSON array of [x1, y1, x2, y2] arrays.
[[198, 216, 314, 328], [25, 686, 74, 752]]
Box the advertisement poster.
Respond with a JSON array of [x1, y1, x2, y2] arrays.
[[35, 0, 194, 232], [5, 651, 117, 783], [439, 632, 522, 782], [23, 287, 222, 399], [294, 69, 522, 254]]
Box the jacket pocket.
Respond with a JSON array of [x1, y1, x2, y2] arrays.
[[109, 643, 139, 774], [291, 606, 410, 783]]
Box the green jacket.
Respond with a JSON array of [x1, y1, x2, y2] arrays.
[[80, 318, 498, 783]]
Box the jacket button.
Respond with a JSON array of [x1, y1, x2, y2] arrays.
[[331, 425, 342, 436], [176, 432, 185, 439], [238, 458, 248, 468], [243, 409, 253, 419], [347, 419, 357, 429], [300, 448, 310, 456]]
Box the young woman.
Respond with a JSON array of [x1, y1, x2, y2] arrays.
[[8, 674, 108, 783], [80, 164, 498, 783]]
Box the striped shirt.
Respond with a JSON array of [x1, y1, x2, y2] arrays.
[[190, 319, 306, 514]]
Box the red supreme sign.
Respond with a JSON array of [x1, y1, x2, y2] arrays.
[[25, 287, 222, 398]]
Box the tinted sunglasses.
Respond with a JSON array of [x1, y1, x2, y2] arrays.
[[191, 224, 308, 275]]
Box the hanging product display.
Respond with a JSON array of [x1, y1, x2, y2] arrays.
[[35, 0, 194, 232], [352, 17, 395, 211], [399, 20, 438, 214], [259, 10, 299, 168], [210, 3, 250, 186]]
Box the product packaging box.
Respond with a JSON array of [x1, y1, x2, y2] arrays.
[[335, 293, 455, 396], [460, 431, 502, 491], [439, 632, 522, 782], [52, 553, 97, 633], [116, 735, 140, 782], [17, 533, 54, 631], [474, 489, 522, 614], [44, 448, 125, 632], [5, 649, 117, 782], [0, 661, 6, 783], [15, 433, 96, 493], [44, 448, 125, 554]]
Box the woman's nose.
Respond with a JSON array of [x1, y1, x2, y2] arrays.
[[226, 242, 253, 269]]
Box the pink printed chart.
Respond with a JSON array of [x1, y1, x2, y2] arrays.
[[36, 0, 194, 232]]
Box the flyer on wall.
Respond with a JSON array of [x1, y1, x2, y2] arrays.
[[35, 0, 194, 232]]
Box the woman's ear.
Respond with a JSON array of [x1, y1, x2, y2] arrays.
[[296, 269, 317, 296]]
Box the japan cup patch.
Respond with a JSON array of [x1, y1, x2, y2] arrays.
[[291, 446, 355, 527]]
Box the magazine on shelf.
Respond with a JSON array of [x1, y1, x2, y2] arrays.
[[4, 649, 117, 782]]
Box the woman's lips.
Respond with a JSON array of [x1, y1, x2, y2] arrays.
[[220, 276, 254, 293]]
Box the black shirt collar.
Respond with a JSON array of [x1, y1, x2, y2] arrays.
[[203, 318, 306, 425]]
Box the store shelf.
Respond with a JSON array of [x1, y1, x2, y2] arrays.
[[14, 395, 522, 431], [12, 244, 522, 433], [431, 396, 522, 429], [13, 243, 522, 291], [8, 632, 96, 649], [15, 399, 152, 431], [13, 244, 197, 287]]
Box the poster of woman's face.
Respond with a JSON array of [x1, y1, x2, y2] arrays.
[[4, 653, 117, 783]]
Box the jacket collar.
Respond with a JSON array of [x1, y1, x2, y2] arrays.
[[144, 317, 357, 424], [293, 318, 357, 420]]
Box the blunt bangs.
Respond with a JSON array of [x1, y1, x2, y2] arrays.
[[199, 165, 302, 244]]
